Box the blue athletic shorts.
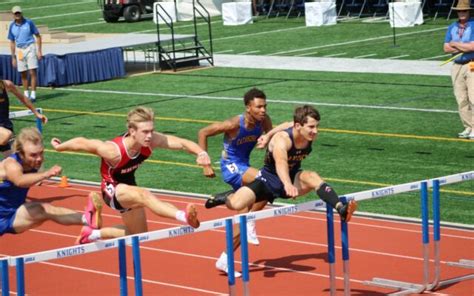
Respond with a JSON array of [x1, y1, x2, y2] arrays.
[[0, 211, 18, 236], [220, 159, 250, 191], [250, 168, 300, 204]]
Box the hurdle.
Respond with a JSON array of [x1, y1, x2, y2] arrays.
[[8, 108, 44, 133]]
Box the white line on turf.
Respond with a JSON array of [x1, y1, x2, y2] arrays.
[[60, 88, 458, 114]]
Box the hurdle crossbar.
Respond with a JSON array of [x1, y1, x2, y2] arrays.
[[9, 108, 43, 133]]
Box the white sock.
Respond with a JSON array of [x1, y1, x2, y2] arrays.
[[175, 210, 186, 223], [220, 252, 227, 260], [30, 91, 36, 99], [88, 229, 101, 241], [24, 90, 29, 98], [81, 215, 87, 226]]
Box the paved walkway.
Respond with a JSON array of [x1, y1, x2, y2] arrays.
[[214, 54, 451, 76]]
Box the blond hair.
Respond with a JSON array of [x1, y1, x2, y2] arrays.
[[13, 127, 43, 155], [127, 107, 154, 129]]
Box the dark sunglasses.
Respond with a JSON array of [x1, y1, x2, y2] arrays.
[[14, 12, 22, 15]]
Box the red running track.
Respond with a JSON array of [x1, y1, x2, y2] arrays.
[[0, 181, 473, 295]]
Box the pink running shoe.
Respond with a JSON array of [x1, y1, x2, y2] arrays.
[[76, 226, 94, 244], [185, 203, 200, 228], [85, 192, 103, 229]]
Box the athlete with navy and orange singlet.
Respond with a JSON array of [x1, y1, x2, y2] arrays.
[[51, 106, 211, 244]]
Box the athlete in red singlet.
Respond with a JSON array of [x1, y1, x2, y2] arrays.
[[51, 106, 211, 244]]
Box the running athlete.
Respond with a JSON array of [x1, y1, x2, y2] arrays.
[[51, 106, 211, 244], [0, 127, 102, 238], [205, 105, 357, 276], [0, 79, 46, 158], [198, 88, 290, 275]]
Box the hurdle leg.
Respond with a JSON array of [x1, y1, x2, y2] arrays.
[[325, 204, 336, 296], [225, 218, 236, 296], [1, 258, 9, 296], [131, 236, 143, 296], [16, 258, 25, 296], [340, 220, 350, 296], [118, 239, 128, 296], [239, 215, 250, 296]]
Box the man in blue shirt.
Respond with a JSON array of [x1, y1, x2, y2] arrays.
[[444, 0, 474, 140], [8, 6, 42, 102]]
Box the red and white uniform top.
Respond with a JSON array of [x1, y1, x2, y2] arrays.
[[100, 134, 152, 189]]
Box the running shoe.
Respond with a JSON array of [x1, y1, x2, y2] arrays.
[[338, 200, 357, 222], [215, 252, 242, 278], [458, 128, 472, 139], [84, 192, 103, 229], [185, 203, 200, 228], [247, 220, 260, 245], [205, 189, 233, 209], [76, 226, 94, 244]]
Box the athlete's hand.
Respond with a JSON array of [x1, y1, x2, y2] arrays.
[[203, 165, 216, 178], [256, 135, 269, 149], [45, 165, 62, 178], [284, 183, 298, 199], [196, 151, 211, 166], [50, 138, 61, 150], [36, 114, 48, 124]]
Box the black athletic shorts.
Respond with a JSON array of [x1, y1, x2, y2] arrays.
[[248, 169, 300, 204], [0, 121, 14, 152]]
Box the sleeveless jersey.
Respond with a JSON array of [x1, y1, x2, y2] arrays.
[[222, 114, 263, 165], [0, 81, 11, 126], [0, 153, 36, 217], [100, 134, 152, 186], [262, 127, 312, 177]]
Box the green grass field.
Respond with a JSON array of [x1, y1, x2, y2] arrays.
[[3, 0, 473, 224]]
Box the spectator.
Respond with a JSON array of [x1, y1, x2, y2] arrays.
[[8, 6, 42, 102]]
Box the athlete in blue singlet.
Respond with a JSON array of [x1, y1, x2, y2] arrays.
[[0, 127, 101, 237], [205, 105, 357, 276], [0, 79, 46, 157]]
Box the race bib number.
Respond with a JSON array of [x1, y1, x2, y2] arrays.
[[105, 183, 115, 197], [226, 163, 239, 174]]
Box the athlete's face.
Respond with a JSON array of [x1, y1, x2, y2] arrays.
[[130, 121, 154, 147], [297, 116, 319, 142], [246, 98, 267, 122], [21, 142, 44, 170]]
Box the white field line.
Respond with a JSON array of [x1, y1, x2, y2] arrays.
[[51, 21, 105, 30], [354, 53, 378, 58], [204, 26, 307, 43], [295, 51, 319, 57], [323, 52, 347, 57], [269, 27, 447, 56], [32, 10, 100, 20], [21, 1, 95, 11], [386, 54, 410, 59], [420, 54, 451, 60], [239, 50, 261, 55], [214, 50, 234, 54], [60, 87, 458, 114]]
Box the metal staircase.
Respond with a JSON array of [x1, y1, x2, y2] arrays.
[[155, 0, 213, 71]]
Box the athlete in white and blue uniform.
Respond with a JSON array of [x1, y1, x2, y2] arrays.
[[0, 127, 96, 237]]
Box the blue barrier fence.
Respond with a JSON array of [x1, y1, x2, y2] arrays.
[[0, 171, 472, 295]]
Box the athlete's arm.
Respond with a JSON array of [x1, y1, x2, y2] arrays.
[[197, 116, 239, 151], [3, 80, 47, 124], [257, 120, 293, 149], [151, 132, 211, 166], [51, 137, 120, 165], [270, 132, 298, 198], [4, 158, 61, 188]]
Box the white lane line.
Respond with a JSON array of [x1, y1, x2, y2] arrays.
[[386, 54, 410, 59], [239, 50, 261, 55], [269, 27, 447, 55], [32, 10, 100, 20], [420, 54, 451, 60], [20, 1, 95, 11], [60, 87, 458, 114], [295, 51, 319, 57], [323, 52, 347, 57], [354, 53, 378, 58], [51, 21, 105, 30]]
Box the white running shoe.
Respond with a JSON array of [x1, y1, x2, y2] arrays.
[[215, 252, 242, 278], [468, 131, 474, 140], [246, 220, 260, 245], [458, 128, 472, 138]]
